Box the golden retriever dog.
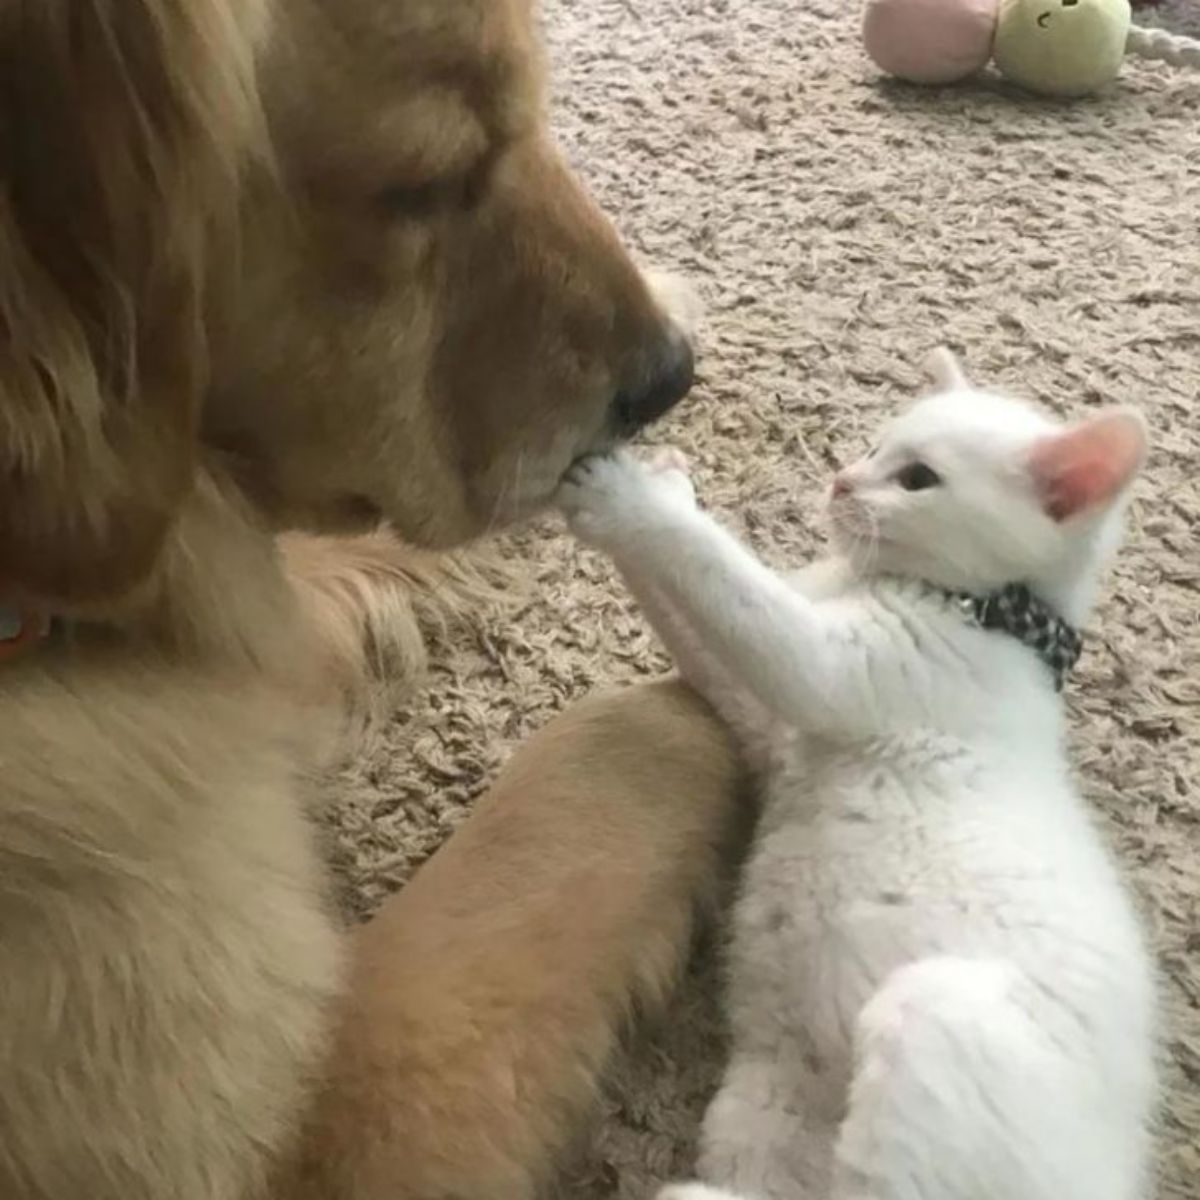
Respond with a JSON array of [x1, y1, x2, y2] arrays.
[[0, 2, 742, 1199]]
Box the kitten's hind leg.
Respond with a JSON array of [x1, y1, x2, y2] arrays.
[[658, 1185, 747, 1200], [833, 958, 1126, 1200], [689, 1051, 837, 1200]]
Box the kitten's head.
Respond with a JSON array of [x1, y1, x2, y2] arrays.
[[828, 350, 1148, 622]]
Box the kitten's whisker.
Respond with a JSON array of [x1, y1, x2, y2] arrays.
[[484, 447, 527, 537], [860, 506, 882, 573]]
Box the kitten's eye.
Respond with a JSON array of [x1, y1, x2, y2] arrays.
[[895, 462, 941, 492]]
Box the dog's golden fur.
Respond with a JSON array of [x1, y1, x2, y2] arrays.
[[286, 681, 743, 1200], [0, 2, 742, 1198]]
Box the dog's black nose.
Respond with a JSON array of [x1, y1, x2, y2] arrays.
[[613, 337, 695, 435]]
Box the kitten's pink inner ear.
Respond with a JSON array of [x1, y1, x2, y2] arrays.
[[1028, 409, 1148, 522]]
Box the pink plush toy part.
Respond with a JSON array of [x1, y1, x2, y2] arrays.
[[862, 0, 998, 84]]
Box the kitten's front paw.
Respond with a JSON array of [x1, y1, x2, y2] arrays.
[[643, 446, 697, 508], [557, 448, 696, 546]]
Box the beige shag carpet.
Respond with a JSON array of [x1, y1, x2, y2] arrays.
[[327, 2, 1200, 1195]]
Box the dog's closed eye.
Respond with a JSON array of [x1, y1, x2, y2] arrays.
[[378, 153, 495, 221], [378, 181, 450, 219]]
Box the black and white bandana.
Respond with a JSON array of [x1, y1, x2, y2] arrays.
[[938, 582, 1083, 692]]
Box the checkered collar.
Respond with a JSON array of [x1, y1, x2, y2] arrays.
[[937, 582, 1083, 692]]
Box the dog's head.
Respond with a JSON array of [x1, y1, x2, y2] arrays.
[[0, 0, 692, 607]]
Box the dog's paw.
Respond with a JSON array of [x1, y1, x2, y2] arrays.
[[557, 448, 695, 546]]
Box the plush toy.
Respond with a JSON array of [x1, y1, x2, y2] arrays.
[[863, 0, 1200, 97]]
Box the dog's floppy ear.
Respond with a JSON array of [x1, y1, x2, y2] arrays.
[[0, 0, 268, 605]]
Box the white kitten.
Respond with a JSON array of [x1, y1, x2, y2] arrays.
[[557, 352, 1156, 1200]]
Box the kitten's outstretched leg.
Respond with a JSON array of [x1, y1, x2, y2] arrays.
[[635, 583, 775, 764], [602, 452, 774, 755], [559, 452, 861, 729], [833, 958, 1131, 1200]]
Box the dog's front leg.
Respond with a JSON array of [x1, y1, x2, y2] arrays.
[[283, 679, 744, 1200]]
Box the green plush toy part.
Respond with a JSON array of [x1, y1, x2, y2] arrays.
[[994, 0, 1130, 96], [992, 0, 1200, 96]]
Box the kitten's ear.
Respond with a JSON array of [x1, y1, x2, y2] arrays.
[[1027, 408, 1148, 522], [926, 347, 969, 391]]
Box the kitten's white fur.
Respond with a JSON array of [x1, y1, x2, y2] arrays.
[[557, 357, 1156, 1200]]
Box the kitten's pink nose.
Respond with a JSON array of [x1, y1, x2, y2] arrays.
[[832, 472, 853, 498]]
